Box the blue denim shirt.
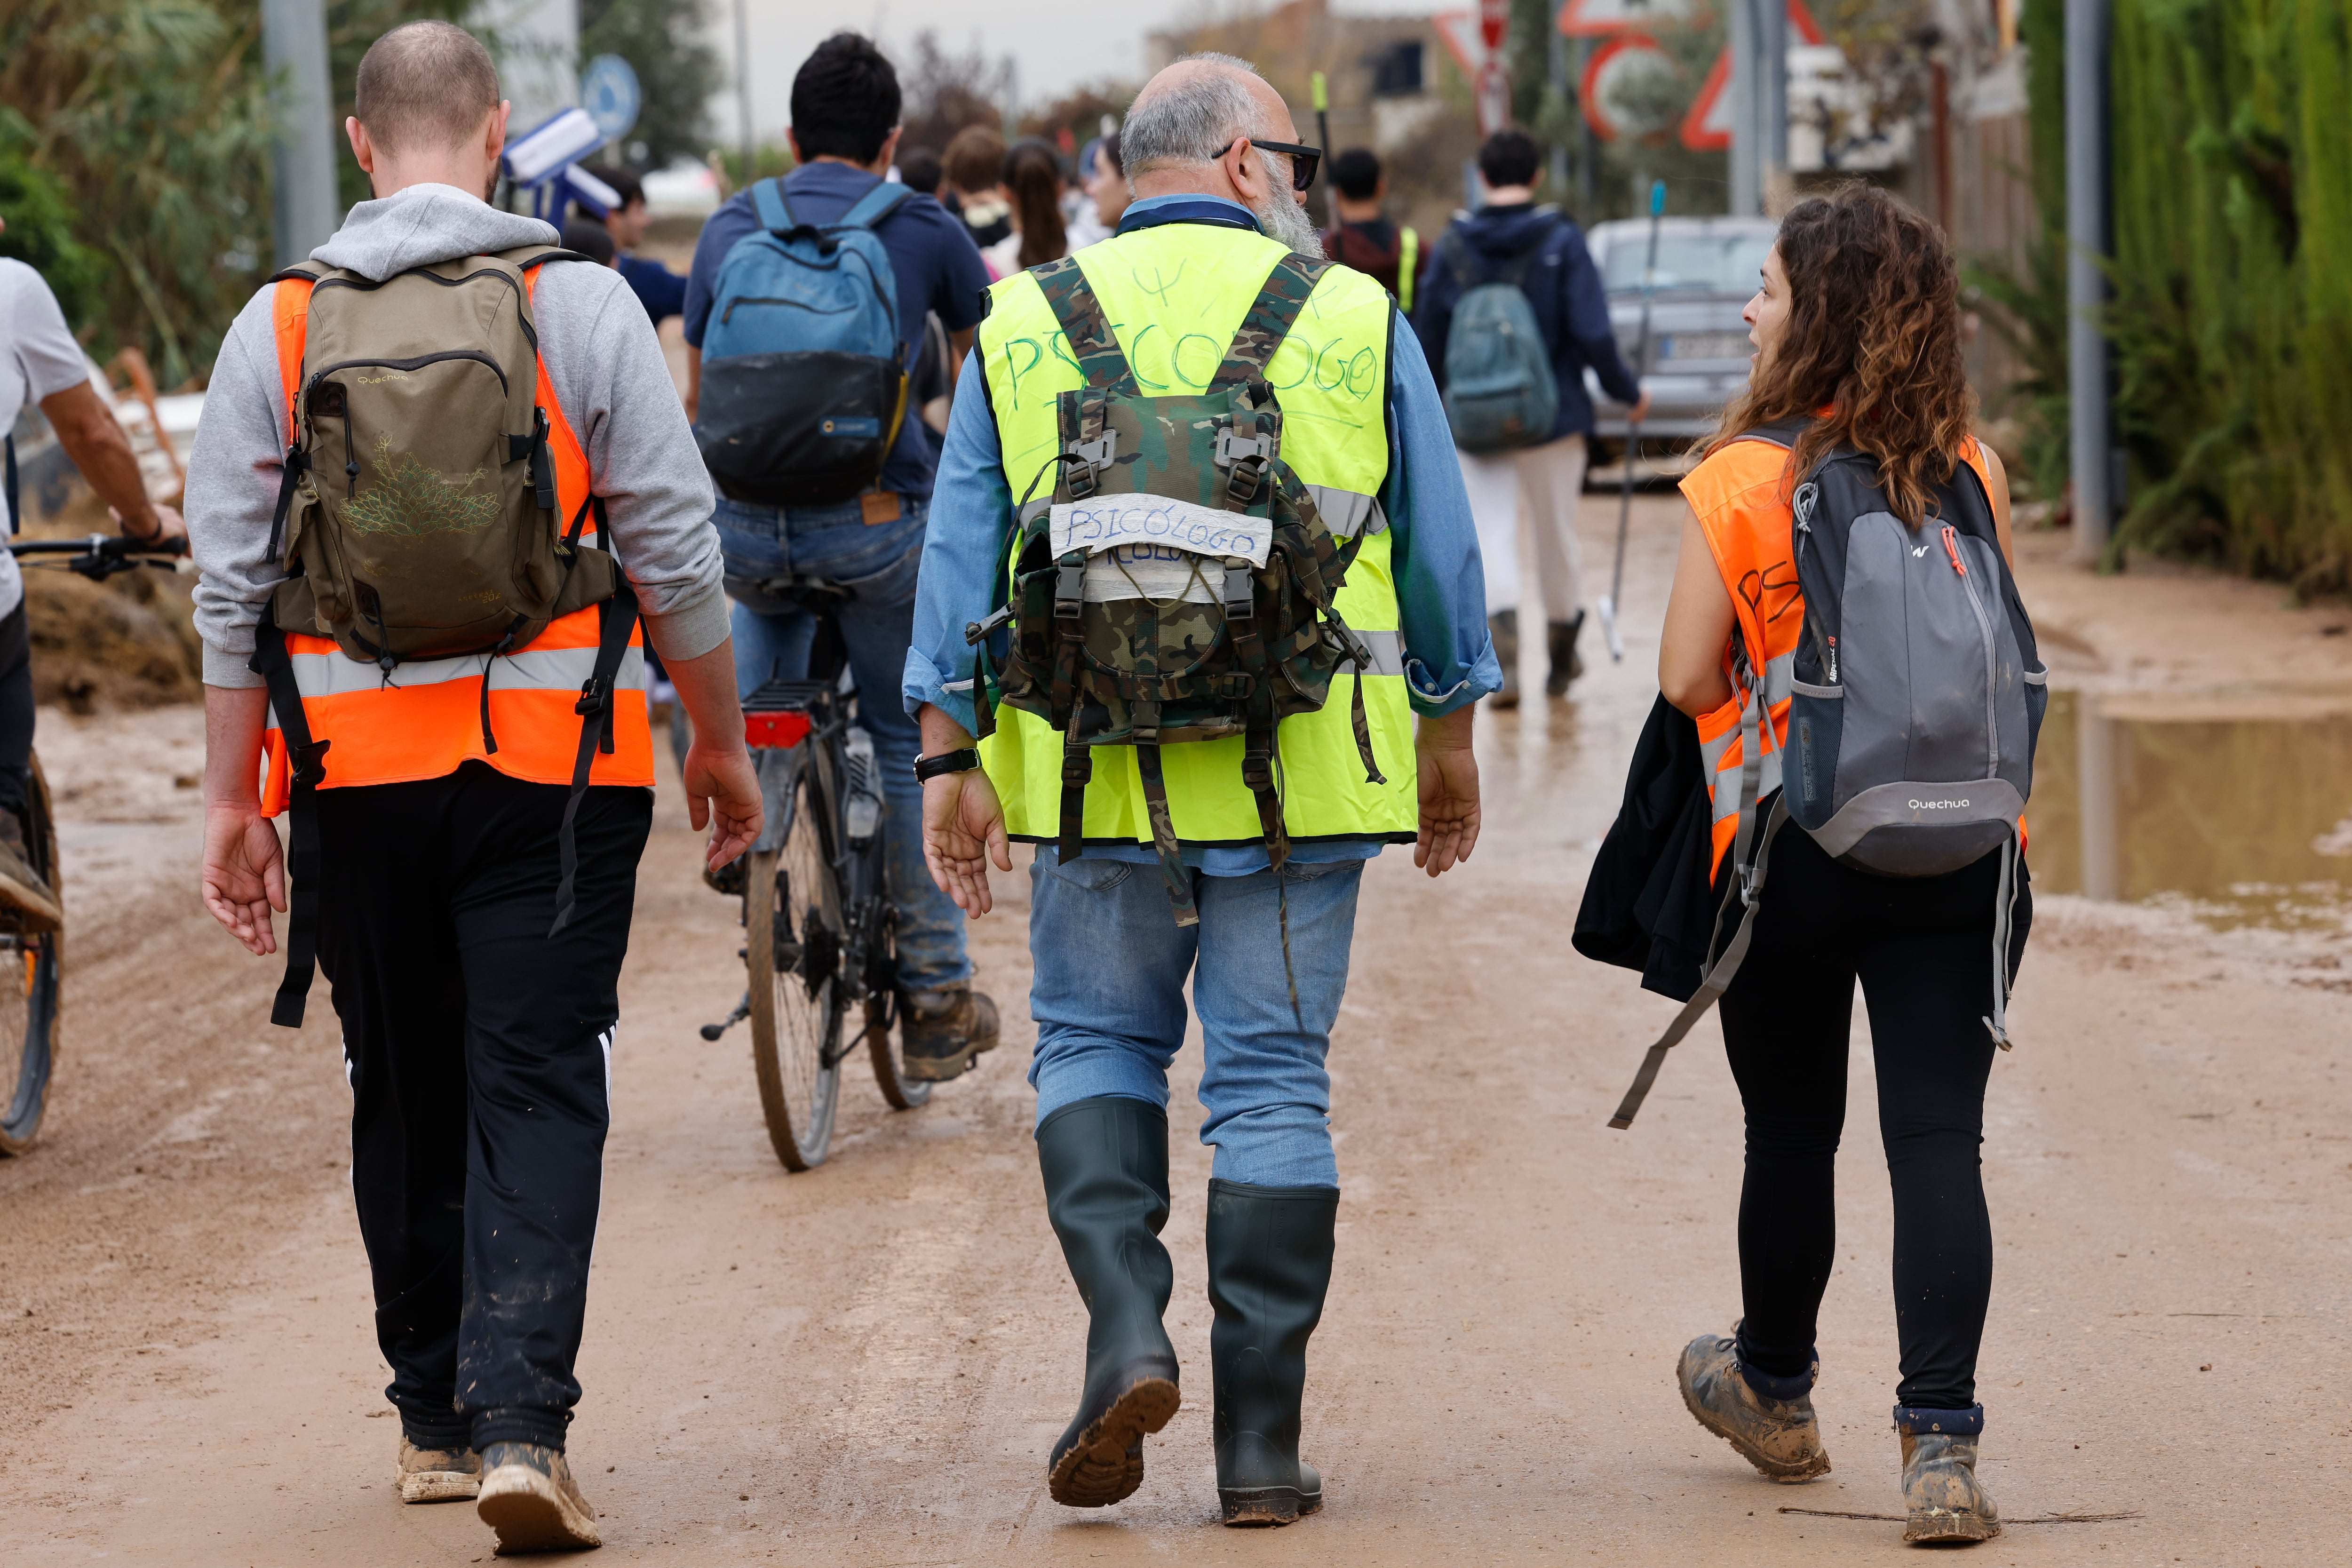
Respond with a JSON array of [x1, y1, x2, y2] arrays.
[[901, 196, 1500, 874]]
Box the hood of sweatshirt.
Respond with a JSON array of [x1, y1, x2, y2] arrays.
[[309, 183, 559, 281], [1452, 202, 1569, 266]]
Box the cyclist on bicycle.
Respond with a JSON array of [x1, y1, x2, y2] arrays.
[[682, 33, 999, 1082], [1, 230, 188, 929]]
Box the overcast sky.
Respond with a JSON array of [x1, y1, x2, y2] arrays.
[[699, 0, 1430, 147]]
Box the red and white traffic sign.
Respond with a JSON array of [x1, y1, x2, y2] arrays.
[[1581, 33, 1676, 142], [1676, 0, 1828, 150], [1558, 0, 1693, 38]]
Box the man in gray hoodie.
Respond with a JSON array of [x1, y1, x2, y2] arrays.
[[185, 21, 758, 1553]]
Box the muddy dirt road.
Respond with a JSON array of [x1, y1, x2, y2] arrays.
[[2, 498, 2347, 1565]]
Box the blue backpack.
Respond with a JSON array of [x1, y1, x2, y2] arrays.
[[693, 177, 912, 506], [1438, 221, 1560, 454]]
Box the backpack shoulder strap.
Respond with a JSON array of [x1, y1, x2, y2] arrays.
[[1442, 230, 1481, 293], [838, 179, 915, 231], [1213, 251, 1328, 386], [751, 177, 794, 234], [1498, 217, 1559, 290], [1030, 256, 1133, 391], [1736, 415, 1815, 450], [508, 246, 594, 272]]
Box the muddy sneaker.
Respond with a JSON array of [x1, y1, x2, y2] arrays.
[[1677, 1330, 1832, 1482], [900, 987, 999, 1081], [475, 1442, 600, 1553], [397, 1435, 480, 1503], [0, 815, 60, 933], [1897, 1407, 2000, 1544]]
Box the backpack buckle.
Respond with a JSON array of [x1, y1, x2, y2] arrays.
[[575, 674, 612, 716], [1054, 555, 1087, 618], [1066, 431, 1116, 498], [1214, 429, 1271, 468], [1221, 560, 1256, 620], [287, 738, 332, 789], [964, 604, 1013, 645]]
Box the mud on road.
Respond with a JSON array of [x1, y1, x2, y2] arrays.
[[1, 501, 2347, 1565]]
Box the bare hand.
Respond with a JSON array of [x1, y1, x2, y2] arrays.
[[202, 804, 285, 955], [923, 767, 1011, 915], [115, 500, 188, 550], [1412, 732, 1482, 877], [1629, 390, 1653, 425], [683, 739, 762, 872]]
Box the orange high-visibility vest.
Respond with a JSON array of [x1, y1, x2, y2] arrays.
[[258, 270, 652, 816], [1681, 430, 1998, 877]]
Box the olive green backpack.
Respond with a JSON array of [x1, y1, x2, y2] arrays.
[[263, 246, 617, 678], [965, 253, 1387, 928]]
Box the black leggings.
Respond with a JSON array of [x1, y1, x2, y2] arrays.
[[1717, 827, 2027, 1412]]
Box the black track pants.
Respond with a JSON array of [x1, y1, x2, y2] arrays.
[[1716, 828, 2028, 1412], [0, 603, 33, 819], [313, 762, 652, 1452]]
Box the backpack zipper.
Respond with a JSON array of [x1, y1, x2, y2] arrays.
[[1942, 523, 2000, 778], [1793, 481, 1837, 683], [306, 350, 509, 398]]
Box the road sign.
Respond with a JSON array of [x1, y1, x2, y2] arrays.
[[1581, 33, 1677, 142], [1558, 0, 1693, 38], [580, 54, 642, 145], [1678, 0, 1827, 151]]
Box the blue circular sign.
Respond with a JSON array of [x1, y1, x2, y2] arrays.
[[580, 54, 642, 144]]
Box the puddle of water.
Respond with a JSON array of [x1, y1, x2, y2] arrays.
[[2027, 690, 2352, 931]]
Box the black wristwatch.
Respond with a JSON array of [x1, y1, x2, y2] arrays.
[[913, 748, 982, 782]]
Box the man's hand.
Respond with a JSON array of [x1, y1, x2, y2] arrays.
[[202, 804, 285, 955], [117, 499, 187, 550], [1412, 705, 1480, 877], [683, 739, 762, 872], [922, 766, 1012, 915], [1629, 389, 1654, 425]]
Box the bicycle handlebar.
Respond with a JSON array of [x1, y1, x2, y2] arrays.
[[11, 532, 191, 581]]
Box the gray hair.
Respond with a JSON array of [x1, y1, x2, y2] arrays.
[[1121, 53, 1275, 174]]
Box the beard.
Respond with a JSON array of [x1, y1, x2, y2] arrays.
[[1252, 161, 1326, 259]]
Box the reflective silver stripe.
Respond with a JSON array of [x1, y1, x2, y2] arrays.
[[286, 644, 645, 700], [1352, 627, 1404, 677], [1017, 499, 1051, 528], [1307, 485, 1388, 538], [1759, 648, 1794, 704]]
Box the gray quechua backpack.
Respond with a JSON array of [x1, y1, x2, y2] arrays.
[[1611, 420, 2047, 1128]]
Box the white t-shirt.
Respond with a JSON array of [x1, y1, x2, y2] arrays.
[[0, 259, 92, 619]]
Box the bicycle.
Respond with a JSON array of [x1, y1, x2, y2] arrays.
[[0, 532, 189, 1154], [698, 575, 930, 1170]]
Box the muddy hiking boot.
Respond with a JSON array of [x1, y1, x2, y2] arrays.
[[1038, 1097, 1182, 1508], [1545, 611, 1586, 698], [475, 1441, 600, 1553], [1208, 1179, 1337, 1527], [900, 986, 1000, 1082], [0, 812, 59, 933], [396, 1434, 480, 1503], [1677, 1329, 1833, 1482], [1897, 1406, 2001, 1544], [1487, 609, 1521, 709]]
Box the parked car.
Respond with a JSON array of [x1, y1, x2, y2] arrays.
[[1581, 215, 1777, 453]]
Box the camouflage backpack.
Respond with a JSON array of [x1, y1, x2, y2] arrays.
[[964, 252, 1387, 926]]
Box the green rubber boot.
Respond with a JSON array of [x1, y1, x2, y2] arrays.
[[1038, 1097, 1181, 1508], [1207, 1179, 1338, 1526]]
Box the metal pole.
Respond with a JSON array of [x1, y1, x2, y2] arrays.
[[262, 0, 341, 267], [1758, 0, 1788, 210], [733, 0, 754, 178], [1548, 2, 1571, 197], [1729, 0, 1759, 215], [2065, 0, 2111, 559]]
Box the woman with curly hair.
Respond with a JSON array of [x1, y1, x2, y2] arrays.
[[1653, 182, 2024, 1546]]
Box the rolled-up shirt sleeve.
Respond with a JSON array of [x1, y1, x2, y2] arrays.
[[1383, 317, 1502, 715], [902, 351, 1010, 732]]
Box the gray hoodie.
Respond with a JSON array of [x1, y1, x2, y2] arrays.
[[185, 183, 727, 689]]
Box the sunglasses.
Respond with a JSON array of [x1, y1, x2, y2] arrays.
[[1212, 137, 1321, 193]]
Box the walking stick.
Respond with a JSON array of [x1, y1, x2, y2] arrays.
[[1600, 179, 1666, 663], [1311, 72, 1333, 231]]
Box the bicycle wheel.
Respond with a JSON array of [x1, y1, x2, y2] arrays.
[[861, 903, 931, 1111], [0, 757, 63, 1157], [744, 758, 844, 1170]]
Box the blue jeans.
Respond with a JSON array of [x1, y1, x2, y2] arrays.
[[713, 493, 970, 995], [1026, 852, 1365, 1187]]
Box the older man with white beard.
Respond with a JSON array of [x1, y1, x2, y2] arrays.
[[900, 52, 1499, 1525]]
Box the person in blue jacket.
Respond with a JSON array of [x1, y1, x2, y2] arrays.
[[576, 166, 688, 325], [1412, 130, 1647, 704]]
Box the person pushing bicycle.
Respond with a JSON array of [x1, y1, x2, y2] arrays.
[[0, 223, 188, 929]]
